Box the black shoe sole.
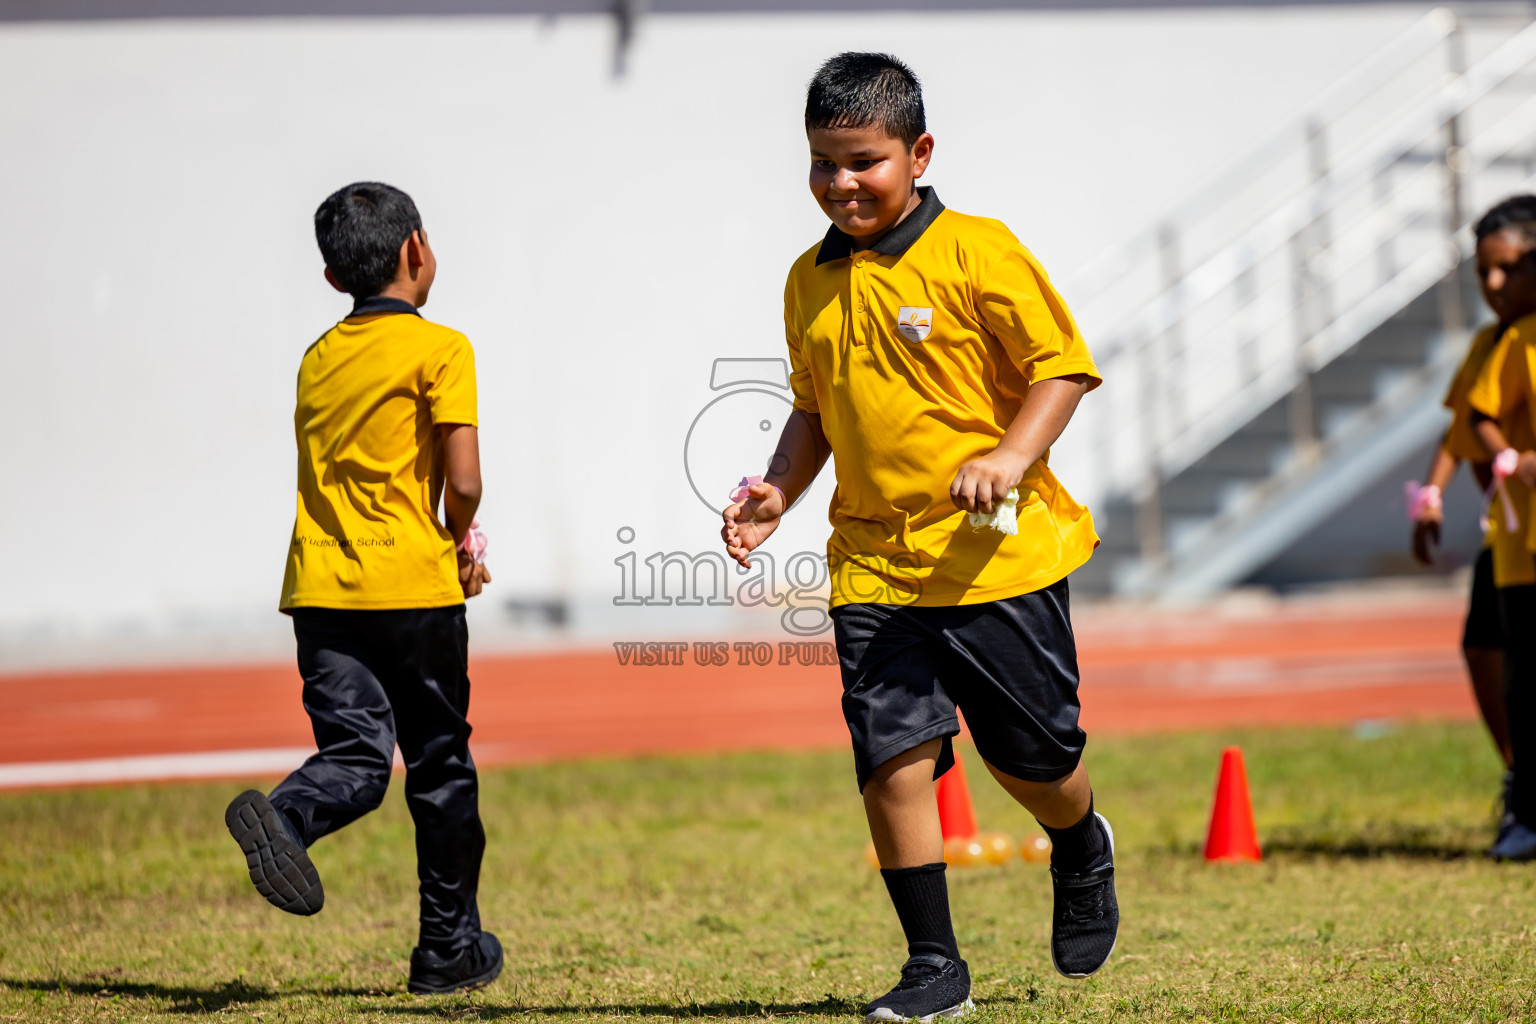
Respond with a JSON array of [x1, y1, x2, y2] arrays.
[[865, 996, 974, 1021], [408, 947, 504, 995], [225, 790, 324, 916]]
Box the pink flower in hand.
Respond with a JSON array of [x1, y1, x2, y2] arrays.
[[729, 476, 764, 504], [1494, 448, 1520, 480], [458, 517, 488, 565]]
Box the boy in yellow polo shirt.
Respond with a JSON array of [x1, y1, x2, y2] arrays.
[[1468, 194, 1536, 862], [222, 182, 501, 992], [724, 53, 1111, 1019]]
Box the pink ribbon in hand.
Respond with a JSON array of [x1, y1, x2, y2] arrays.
[[1481, 449, 1521, 534], [458, 517, 488, 565], [729, 476, 787, 509], [729, 476, 763, 504], [1404, 481, 1442, 523], [1494, 447, 1520, 480]]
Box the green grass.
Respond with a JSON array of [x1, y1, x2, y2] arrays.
[[2, 722, 1534, 1023]]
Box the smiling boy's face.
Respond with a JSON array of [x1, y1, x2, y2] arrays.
[[808, 125, 934, 244], [1478, 227, 1536, 325]]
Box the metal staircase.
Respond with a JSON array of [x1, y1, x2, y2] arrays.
[[1065, 5, 1536, 598]]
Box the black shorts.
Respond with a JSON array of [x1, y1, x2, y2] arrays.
[[831, 577, 1085, 791], [1465, 548, 1505, 650]]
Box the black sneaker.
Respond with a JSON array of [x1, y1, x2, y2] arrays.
[[863, 953, 972, 1022], [1489, 820, 1536, 862], [1050, 812, 1118, 979], [224, 790, 324, 916], [408, 932, 504, 995]]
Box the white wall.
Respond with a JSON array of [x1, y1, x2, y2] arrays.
[[0, 5, 1436, 657]]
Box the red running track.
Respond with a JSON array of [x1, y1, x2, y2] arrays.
[[0, 595, 1477, 784]]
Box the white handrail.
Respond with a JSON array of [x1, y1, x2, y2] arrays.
[[1118, 35, 1536, 488], [1155, 131, 1531, 479], [1063, 7, 1458, 303], [1083, 7, 1536, 582], [1093, 17, 1536, 364]]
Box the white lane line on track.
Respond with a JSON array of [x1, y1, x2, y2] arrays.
[[0, 748, 318, 788]]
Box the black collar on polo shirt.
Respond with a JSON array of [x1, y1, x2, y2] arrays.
[[348, 295, 422, 318], [814, 186, 945, 266]]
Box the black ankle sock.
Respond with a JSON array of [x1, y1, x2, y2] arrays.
[[880, 863, 961, 962], [1041, 797, 1106, 873]]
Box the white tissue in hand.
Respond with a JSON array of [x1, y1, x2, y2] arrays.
[[969, 488, 1020, 536]]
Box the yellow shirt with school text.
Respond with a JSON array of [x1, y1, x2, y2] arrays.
[[279, 311, 478, 610], [784, 197, 1101, 608], [1467, 314, 1536, 588]]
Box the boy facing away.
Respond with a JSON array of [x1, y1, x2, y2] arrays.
[[223, 182, 502, 993], [724, 54, 1116, 1020], [1467, 195, 1536, 862]]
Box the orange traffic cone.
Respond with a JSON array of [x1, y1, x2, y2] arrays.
[[936, 748, 979, 840], [1203, 746, 1262, 862]]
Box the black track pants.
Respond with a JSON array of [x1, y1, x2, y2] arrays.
[[268, 605, 485, 954], [1500, 585, 1536, 825]]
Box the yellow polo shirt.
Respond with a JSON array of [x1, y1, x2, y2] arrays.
[[1468, 314, 1536, 588], [784, 187, 1101, 608], [280, 298, 478, 610]]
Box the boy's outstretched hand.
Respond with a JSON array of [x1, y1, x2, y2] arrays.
[[951, 450, 1032, 516], [722, 481, 786, 569]]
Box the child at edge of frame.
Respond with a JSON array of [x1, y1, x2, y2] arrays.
[[222, 182, 502, 994], [1406, 201, 1528, 841], [1466, 194, 1536, 863], [722, 53, 1115, 1021]]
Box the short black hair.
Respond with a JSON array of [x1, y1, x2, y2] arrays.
[[1475, 194, 1536, 247], [805, 52, 926, 150], [314, 182, 423, 299]]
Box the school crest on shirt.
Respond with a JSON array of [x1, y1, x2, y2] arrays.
[[896, 306, 933, 343]]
